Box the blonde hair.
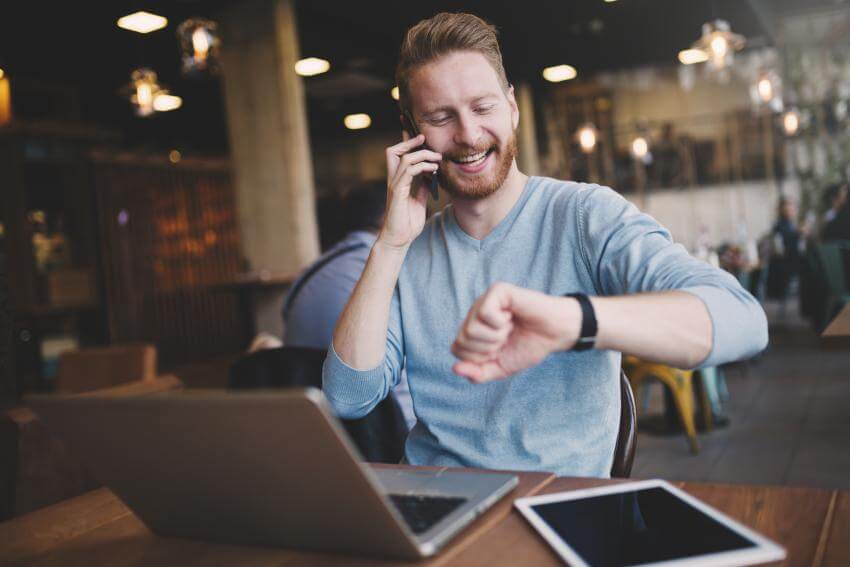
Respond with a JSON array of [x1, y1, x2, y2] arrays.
[[395, 12, 509, 114]]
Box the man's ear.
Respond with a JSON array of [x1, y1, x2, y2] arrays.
[[506, 84, 519, 130]]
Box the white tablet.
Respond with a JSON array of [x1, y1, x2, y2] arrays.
[[514, 479, 786, 567]]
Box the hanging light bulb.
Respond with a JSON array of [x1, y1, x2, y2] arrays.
[[125, 68, 181, 117], [631, 136, 650, 160], [128, 68, 161, 116], [710, 35, 728, 60], [193, 28, 210, 60], [750, 70, 784, 113], [757, 76, 773, 102], [577, 124, 598, 153], [177, 18, 220, 75], [137, 82, 153, 107], [690, 20, 745, 73], [782, 108, 800, 136]]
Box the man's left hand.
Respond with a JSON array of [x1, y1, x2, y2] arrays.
[[451, 283, 582, 383]]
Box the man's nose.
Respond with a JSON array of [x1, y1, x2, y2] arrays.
[[453, 112, 483, 147]]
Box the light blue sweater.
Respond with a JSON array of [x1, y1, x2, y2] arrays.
[[323, 177, 768, 476], [282, 231, 416, 429]]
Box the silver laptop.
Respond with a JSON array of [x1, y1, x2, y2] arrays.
[[28, 388, 518, 560]]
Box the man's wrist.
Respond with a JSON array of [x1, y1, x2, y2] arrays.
[[373, 237, 411, 258], [554, 296, 583, 351]]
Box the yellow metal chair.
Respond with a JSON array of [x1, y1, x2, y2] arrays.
[[623, 356, 710, 454]]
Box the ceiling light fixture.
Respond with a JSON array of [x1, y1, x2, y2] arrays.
[[782, 109, 800, 136], [749, 70, 784, 113], [153, 94, 183, 112], [542, 64, 578, 83], [125, 69, 181, 116], [294, 57, 330, 77], [757, 76, 774, 102], [631, 136, 650, 160], [117, 11, 168, 34], [177, 18, 220, 75], [344, 113, 371, 130], [128, 68, 161, 116], [691, 20, 745, 72], [577, 124, 598, 153], [678, 49, 709, 65]]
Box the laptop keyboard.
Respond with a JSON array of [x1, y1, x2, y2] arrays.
[[388, 494, 468, 534]]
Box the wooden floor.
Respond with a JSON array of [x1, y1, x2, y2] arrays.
[[633, 301, 850, 490]]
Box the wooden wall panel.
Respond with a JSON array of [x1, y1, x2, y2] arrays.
[[93, 159, 245, 367]]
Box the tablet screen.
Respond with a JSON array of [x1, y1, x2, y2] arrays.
[[529, 486, 757, 566]]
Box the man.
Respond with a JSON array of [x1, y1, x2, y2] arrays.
[[323, 13, 767, 476], [283, 180, 414, 428]]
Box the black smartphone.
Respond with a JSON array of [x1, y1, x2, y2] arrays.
[[401, 110, 440, 200]]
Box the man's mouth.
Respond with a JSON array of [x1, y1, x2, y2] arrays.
[[448, 148, 495, 171]]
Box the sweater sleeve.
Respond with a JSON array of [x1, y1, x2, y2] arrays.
[[322, 285, 405, 418], [577, 184, 768, 368]]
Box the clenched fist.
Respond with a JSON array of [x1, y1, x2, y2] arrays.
[[451, 283, 583, 383]]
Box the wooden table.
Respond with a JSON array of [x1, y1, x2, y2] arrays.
[[1, 468, 848, 567], [0, 466, 554, 567], [451, 478, 849, 567]]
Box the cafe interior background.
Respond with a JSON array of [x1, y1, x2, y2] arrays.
[[1, 0, 849, 521]]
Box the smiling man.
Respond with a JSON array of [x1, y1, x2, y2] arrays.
[[323, 13, 767, 476]]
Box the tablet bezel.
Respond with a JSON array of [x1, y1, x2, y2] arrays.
[[514, 479, 787, 567]]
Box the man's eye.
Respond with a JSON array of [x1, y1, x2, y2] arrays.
[[475, 105, 495, 114], [429, 116, 451, 126]]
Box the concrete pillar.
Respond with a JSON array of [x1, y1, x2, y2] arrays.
[[219, 0, 320, 337], [516, 82, 541, 176]]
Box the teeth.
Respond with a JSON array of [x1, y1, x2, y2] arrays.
[[456, 151, 487, 164]]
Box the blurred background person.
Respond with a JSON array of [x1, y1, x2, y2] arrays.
[[282, 180, 415, 429], [767, 196, 807, 304]]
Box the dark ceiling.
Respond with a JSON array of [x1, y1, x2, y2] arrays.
[[0, 0, 826, 154]]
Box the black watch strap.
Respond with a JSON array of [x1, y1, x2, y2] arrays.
[[565, 293, 597, 351]]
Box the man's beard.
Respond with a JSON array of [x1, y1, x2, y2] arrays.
[[439, 131, 517, 200]]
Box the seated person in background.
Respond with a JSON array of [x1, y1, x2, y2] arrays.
[[283, 180, 415, 428], [323, 12, 768, 477], [767, 196, 808, 300]]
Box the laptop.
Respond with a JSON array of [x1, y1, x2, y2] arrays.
[[27, 388, 518, 560]]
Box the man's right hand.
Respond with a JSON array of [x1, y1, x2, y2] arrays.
[[380, 134, 441, 249]]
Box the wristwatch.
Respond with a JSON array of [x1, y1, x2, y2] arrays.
[[564, 293, 597, 351]]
